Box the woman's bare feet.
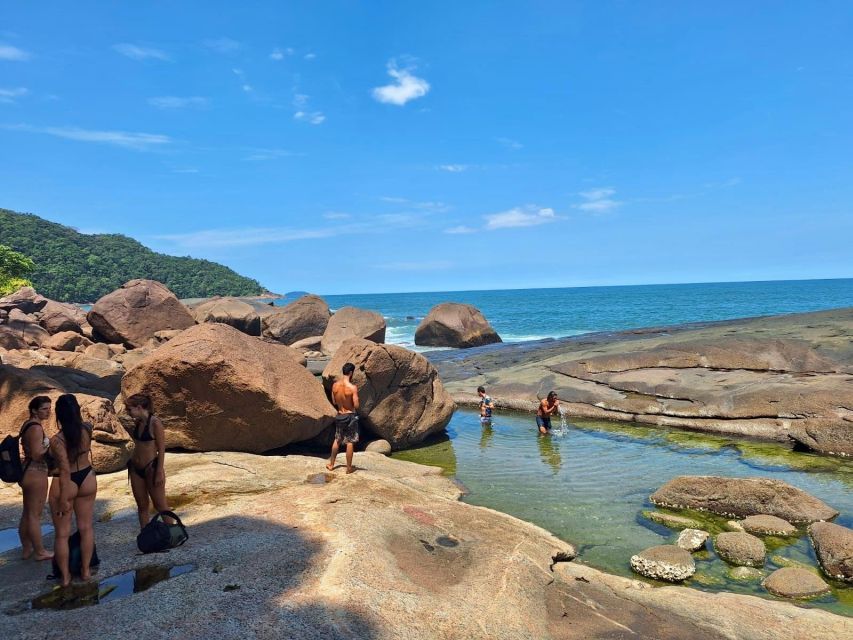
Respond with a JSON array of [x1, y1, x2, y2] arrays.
[[325, 463, 335, 471], [22, 545, 34, 560], [345, 466, 355, 474], [80, 568, 92, 581], [33, 550, 54, 561], [60, 575, 71, 588]]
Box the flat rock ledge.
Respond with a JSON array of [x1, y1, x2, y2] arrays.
[[762, 568, 830, 599], [809, 521, 853, 582], [630, 545, 696, 582], [676, 529, 710, 552], [715, 532, 766, 567], [740, 515, 798, 537], [642, 510, 703, 530], [1, 453, 851, 640]]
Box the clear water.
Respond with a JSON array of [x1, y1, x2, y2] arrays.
[[294, 279, 853, 348], [393, 408, 853, 616], [0, 525, 54, 554]]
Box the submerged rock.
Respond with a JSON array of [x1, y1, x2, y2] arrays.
[[762, 567, 830, 599], [728, 566, 765, 582], [414, 302, 502, 348], [650, 476, 838, 523], [630, 545, 696, 582], [641, 510, 703, 530], [809, 521, 853, 582], [676, 529, 709, 552], [740, 515, 798, 537], [715, 532, 766, 567]]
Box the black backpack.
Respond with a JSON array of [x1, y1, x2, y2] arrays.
[[50, 530, 100, 578], [137, 510, 188, 554], [0, 421, 36, 484]]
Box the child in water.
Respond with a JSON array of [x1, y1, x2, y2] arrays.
[[477, 386, 494, 423]]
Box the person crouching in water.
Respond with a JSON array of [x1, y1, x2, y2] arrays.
[[327, 362, 360, 474], [19, 395, 54, 561], [125, 394, 171, 529], [49, 394, 96, 586], [536, 391, 560, 435], [477, 386, 494, 423]]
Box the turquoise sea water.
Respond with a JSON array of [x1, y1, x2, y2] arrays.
[[301, 279, 853, 348]]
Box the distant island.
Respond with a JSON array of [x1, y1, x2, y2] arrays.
[[0, 208, 267, 302]]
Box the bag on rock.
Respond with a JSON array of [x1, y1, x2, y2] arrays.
[[137, 510, 188, 553], [0, 434, 25, 483], [50, 530, 100, 578]]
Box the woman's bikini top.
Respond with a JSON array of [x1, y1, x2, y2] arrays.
[[20, 420, 49, 461], [133, 414, 156, 442]]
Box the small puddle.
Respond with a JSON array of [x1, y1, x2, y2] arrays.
[[305, 473, 335, 485], [435, 535, 459, 548], [0, 525, 54, 554], [6, 564, 195, 614]]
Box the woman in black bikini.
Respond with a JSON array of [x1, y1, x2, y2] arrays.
[[125, 394, 171, 529], [48, 394, 97, 587], [18, 395, 54, 561]]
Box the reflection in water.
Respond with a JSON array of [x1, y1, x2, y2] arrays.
[[0, 525, 54, 554], [393, 432, 458, 476], [537, 433, 562, 475], [479, 421, 494, 450]]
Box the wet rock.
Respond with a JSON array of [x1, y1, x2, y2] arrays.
[[121, 323, 335, 452], [322, 339, 455, 449], [809, 521, 853, 582], [87, 279, 196, 348], [728, 566, 764, 582], [192, 297, 261, 336], [630, 545, 696, 582], [365, 439, 392, 455], [262, 295, 330, 345], [642, 511, 703, 530], [650, 476, 838, 523], [726, 520, 746, 532], [715, 532, 766, 567], [414, 303, 502, 348], [740, 515, 797, 537], [321, 307, 386, 355], [43, 330, 92, 352], [676, 529, 709, 552], [762, 567, 830, 599]]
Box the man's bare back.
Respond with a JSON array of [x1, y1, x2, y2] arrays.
[[332, 378, 359, 414]]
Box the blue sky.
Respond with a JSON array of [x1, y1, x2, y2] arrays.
[[1, 2, 851, 294]]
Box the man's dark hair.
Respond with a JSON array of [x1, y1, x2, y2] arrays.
[[477, 386, 486, 394], [547, 390, 557, 400], [342, 362, 355, 376]]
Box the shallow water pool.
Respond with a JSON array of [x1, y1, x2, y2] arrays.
[[393, 408, 853, 616]]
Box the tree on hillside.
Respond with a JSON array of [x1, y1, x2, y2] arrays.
[[0, 244, 35, 296]]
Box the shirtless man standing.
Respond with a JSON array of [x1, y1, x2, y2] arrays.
[[536, 391, 560, 435], [327, 362, 360, 474]]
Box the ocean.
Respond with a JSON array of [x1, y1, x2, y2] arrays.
[[299, 278, 853, 349]]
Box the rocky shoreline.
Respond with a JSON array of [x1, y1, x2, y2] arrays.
[[1, 452, 850, 639], [430, 307, 853, 457]]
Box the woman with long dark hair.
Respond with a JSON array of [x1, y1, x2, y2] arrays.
[[49, 394, 97, 586], [125, 394, 171, 528], [18, 395, 53, 561]]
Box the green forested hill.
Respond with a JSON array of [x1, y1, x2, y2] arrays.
[[0, 208, 265, 302]]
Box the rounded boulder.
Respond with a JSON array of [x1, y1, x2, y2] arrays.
[[414, 303, 501, 348], [262, 295, 331, 345], [762, 568, 830, 599], [192, 297, 261, 336], [321, 307, 386, 356], [714, 532, 766, 567], [630, 545, 696, 582]]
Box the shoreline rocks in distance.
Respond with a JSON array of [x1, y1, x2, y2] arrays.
[[415, 302, 501, 348]]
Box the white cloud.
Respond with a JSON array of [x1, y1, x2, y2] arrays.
[[304, 53, 316, 60], [371, 60, 430, 106], [375, 260, 453, 271], [243, 148, 298, 161], [270, 48, 285, 61], [438, 164, 468, 173], [158, 226, 339, 249], [444, 225, 476, 234], [5, 124, 171, 150], [148, 96, 208, 109], [292, 93, 324, 124], [204, 37, 240, 53], [0, 87, 28, 103], [497, 137, 523, 150], [113, 43, 170, 61], [575, 187, 621, 213], [485, 205, 557, 230], [323, 212, 351, 220], [0, 43, 30, 61]]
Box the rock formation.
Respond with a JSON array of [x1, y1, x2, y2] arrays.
[[262, 294, 331, 345], [415, 302, 502, 348], [321, 306, 386, 355], [192, 297, 261, 336]]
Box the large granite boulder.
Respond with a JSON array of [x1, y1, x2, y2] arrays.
[[0, 327, 27, 350], [321, 307, 386, 355], [762, 568, 830, 599], [0, 286, 47, 315], [121, 323, 335, 452], [322, 339, 455, 449], [43, 330, 93, 352], [630, 545, 695, 582], [415, 302, 502, 348], [192, 297, 261, 336], [809, 521, 853, 582], [5, 309, 50, 346], [37, 299, 87, 335], [0, 364, 131, 473], [262, 295, 331, 345], [87, 279, 196, 348], [650, 476, 838, 523], [714, 532, 766, 567]]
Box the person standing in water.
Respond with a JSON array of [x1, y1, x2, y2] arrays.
[[327, 362, 360, 474], [477, 386, 494, 423], [536, 391, 560, 435]]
